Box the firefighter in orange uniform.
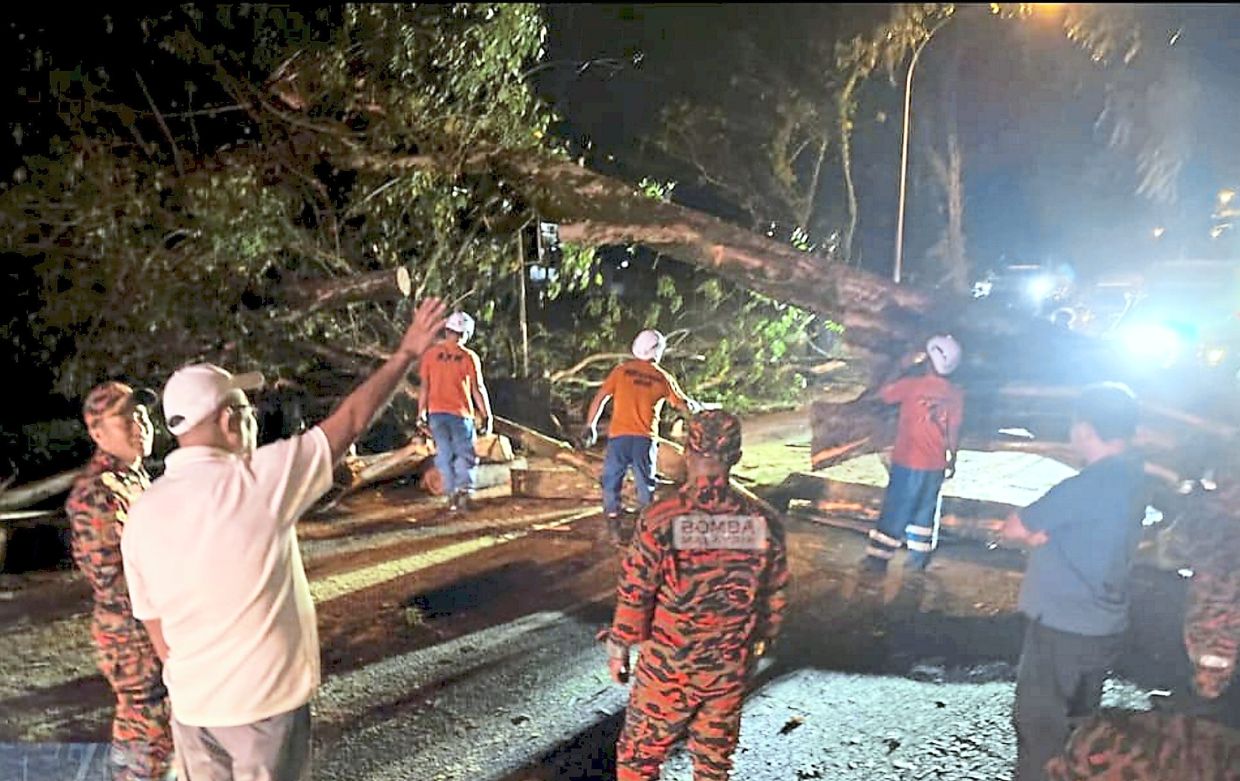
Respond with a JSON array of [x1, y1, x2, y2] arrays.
[[606, 410, 789, 781], [64, 382, 174, 780]]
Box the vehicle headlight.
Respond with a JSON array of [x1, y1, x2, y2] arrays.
[[1122, 323, 1184, 365], [1026, 275, 1056, 302]]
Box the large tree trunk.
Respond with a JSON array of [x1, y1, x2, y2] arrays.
[[275, 267, 411, 313], [349, 148, 932, 354], [0, 468, 80, 512]]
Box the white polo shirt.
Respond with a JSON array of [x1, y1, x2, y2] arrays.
[[123, 428, 333, 727]]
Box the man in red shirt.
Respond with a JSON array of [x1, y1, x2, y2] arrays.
[[418, 311, 493, 512], [862, 334, 965, 573]]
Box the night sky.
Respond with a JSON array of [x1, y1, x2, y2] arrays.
[[537, 4, 1240, 281], [6, 5, 1240, 282]]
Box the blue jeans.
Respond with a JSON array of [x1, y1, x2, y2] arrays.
[[865, 464, 944, 569], [600, 436, 657, 515], [428, 413, 478, 496]]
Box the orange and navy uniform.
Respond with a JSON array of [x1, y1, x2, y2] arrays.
[[600, 359, 690, 438], [880, 374, 964, 471], [64, 450, 172, 781], [420, 341, 484, 418], [609, 476, 789, 781]]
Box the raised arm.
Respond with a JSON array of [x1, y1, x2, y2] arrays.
[[319, 298, 448, 463]]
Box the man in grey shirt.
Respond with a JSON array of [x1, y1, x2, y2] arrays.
[[1002, 382, 1147, 781]]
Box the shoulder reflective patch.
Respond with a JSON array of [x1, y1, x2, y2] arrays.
[[672, 513, 769, 550]]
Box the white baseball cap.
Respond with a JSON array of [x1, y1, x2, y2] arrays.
[[632, 329, 667, 362], [445, 311, 476, 343], [925, 334, 962, 376], [162, 364, 265, 436]]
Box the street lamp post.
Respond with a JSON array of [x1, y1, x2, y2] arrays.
[[893, 17, 952, 285], [892, 4, 1062, 284]]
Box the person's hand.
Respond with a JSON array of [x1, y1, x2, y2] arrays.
[[580, 425, 598, 449], [944, 464, 956, 481], [399, 298, 449, 358], [478, 416, 493, 437], [1027, 530, 1050, 547], [607, 641, 631, 684]]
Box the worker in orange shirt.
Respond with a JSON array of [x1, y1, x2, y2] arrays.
[[583, 329, 698, 541], [862, 334, 965, 574], [418, 311, 493, 512]]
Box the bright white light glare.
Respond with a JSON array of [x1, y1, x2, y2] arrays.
[[1142, 505, 1164, 526], [1152, 226, 1166, 239], [619, 259, 630, 269], [1220, 188, 1236, 206], [1205, 347, 1227, 366], [1178, 568, 1195, 579], [1122, 323, 1182, 364], [998, 427, 1035, 439], [1026, 275, 1056, 302]]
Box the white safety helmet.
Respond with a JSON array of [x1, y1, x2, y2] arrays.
[[445, 311, 476, 344], [925, 334, 962, 376], [631, 329, 668, 362]]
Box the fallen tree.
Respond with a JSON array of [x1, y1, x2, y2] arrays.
[[1, 4, 1234, 563]]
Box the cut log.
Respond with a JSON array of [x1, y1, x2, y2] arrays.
[[419, 459, 525, 497], [656, 439, 687, 483], [475, 434, 515, 463], [343, 438, 435, 487], [318, 437, 435, 511], [511, 465, 602, 500], [0, 468, 82, 512], [493, 416, 604, 477], [420, 463, 444, 496]]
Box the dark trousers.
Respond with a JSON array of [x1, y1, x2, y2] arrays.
[[601, 436, 657, 515], [1012, 618, 1123, 781], [865, 465, 944, 569]]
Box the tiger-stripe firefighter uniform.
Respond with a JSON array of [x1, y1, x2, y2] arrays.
[[64, 382, 173, 781], [608, 410, 789, 781]]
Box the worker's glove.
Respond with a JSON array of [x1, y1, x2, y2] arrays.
[[415, 413, 432, 439], [579, 425, 598, 449]]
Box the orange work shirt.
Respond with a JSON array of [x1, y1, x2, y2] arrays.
[[600, 359, 689, 438], [420, 342, 483, 418], [880, 374, 964, 471]]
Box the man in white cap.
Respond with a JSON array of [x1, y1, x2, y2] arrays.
[[417, 310, 493, 512], [583, 329, 697, 542], [121, 298, 446, 781], [861, 333, 965, 574]]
